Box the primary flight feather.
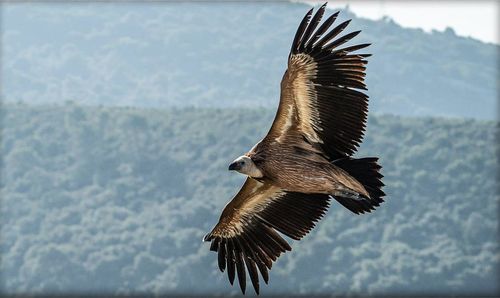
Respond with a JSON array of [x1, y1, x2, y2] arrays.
[[204, 3, 385, 295]]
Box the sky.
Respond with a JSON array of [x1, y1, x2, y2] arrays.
[[304, 0, 499, 44]]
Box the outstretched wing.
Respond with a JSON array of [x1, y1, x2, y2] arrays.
[[267, 4, 371, 159], [203, 178, 331, 294]]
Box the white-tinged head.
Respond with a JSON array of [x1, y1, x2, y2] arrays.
[[228, 155, 263, 178]]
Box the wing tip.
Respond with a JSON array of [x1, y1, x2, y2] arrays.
[[318, 2, 328, 13], [291, 6, 315, 53]]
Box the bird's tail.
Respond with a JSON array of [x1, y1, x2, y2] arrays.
[[332, 157, 385, 214]]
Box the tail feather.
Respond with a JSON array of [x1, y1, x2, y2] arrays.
[[333, 157, 385, 214]]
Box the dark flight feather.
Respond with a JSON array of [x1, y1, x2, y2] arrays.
[[291, 7, 314, 54], [314, 19, 351, 49], [299, 3, 327, 52], [305, 11, 339, 51], [217, 239, 226, 271], [226, 240, 235, 285], [323, 30, 361, 52]]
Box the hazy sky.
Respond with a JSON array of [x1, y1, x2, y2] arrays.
[[308, 1, 499, 44]]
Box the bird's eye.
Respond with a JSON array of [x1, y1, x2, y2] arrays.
[[240, 161, 245, 165]]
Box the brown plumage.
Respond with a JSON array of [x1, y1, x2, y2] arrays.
[[204, 3, 385, 295]]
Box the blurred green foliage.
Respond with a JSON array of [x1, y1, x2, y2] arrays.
[[0, 103, 498, 295]]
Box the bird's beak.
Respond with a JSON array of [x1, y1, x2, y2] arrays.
[[228, 162, 240, 171]]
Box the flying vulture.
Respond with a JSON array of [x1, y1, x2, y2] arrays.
[[204, 3, 385, 295]]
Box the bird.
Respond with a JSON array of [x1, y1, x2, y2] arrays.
[[203, 3, 385, 295]]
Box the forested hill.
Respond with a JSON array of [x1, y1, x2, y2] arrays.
[[2, 2, 498, 119], [1, 103, 498, 295]]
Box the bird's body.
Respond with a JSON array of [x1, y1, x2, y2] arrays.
[[248, 138, 368, 196], [204, 3, 385, 295]]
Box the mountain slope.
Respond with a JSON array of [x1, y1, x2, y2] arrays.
[[0, 103, 498, 295], [2, 2, 498, 119]]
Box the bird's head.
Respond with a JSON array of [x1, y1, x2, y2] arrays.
[[228, 155, 263, 178]]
